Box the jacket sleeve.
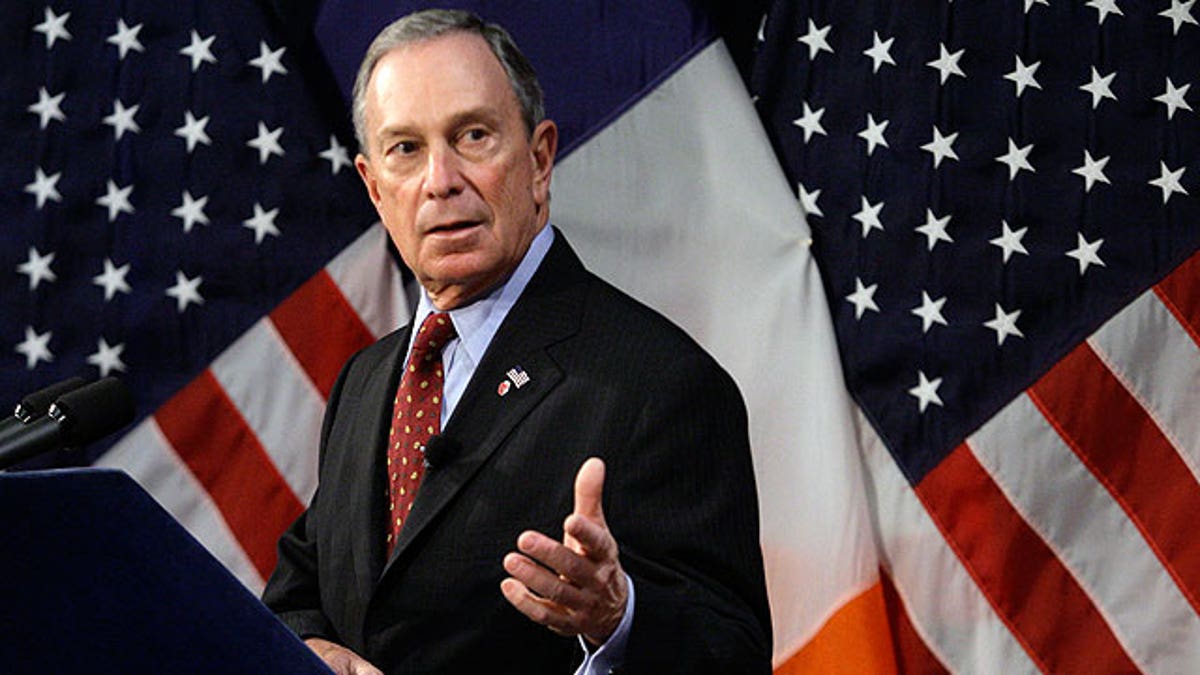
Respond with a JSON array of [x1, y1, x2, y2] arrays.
[[608, 351, 773, 674]]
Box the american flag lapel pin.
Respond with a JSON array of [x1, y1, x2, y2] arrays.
[[498, 365, 530, 397], [506, 366, 530, 389]]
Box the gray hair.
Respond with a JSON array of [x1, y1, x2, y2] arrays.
[[351, 8, 545, 155]]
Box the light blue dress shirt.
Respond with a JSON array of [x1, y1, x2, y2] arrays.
[[404, 225, 634, 674]]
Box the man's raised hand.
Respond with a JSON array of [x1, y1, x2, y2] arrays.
[[500, 457, 628, 644]]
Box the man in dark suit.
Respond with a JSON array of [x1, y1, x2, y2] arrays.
[[262, 9, 772, 674]]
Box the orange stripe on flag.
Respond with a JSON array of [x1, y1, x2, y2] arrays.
[[155, 370, 305, 580], [1154, 248, 1200, 348], [774, 582, 898, 675], [916, 444, 1138, 673], [1029, 342, 1200, 613], [270, 269, 375, 398], [774, 575, 947, 675]]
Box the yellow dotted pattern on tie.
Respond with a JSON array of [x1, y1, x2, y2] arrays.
[[384, 312, 456, 554]]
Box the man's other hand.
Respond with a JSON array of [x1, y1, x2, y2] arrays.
[[304, 637, 384, 675]]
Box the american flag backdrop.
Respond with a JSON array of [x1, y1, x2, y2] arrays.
[[747, 0, 1200, 672], [1, 0, 407, 587], [4, 0, 1200, 673]]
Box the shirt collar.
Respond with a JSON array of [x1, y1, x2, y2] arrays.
[[411, 225, 555, 364]]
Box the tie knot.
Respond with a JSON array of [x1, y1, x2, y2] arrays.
[[413, 312, 456, 354]]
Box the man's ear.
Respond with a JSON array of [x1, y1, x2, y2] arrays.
[[529, 119, 558, 207], [355, 153, 382, 207]]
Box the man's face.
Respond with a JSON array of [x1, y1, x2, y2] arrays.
[[355, 31, 557, 310]]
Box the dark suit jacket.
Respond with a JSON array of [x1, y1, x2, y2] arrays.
[[263, 232, 772, 673]]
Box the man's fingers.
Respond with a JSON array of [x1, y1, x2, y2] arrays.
[[515, 530, 594, 584], [572, 457, 606, 522], [500, 577, 576, 636], [503, 551, 588, 607], [304, 638, 384, 675], [563, 513, 617, 562]]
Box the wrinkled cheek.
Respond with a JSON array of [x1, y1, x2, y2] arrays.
[[423, 228, 491, 263], [376, 197, 423, 262]]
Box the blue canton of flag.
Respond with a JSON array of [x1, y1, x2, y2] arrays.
[[749, 1, 1199, 482], [1, 1, 376, 462]]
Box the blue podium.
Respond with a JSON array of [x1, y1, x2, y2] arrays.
[[0, 468, 331, 674]]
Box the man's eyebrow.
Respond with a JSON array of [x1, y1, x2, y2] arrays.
[[447, 106, 502, 127], [399, 106, 505, 132], [372, 106, 506, 147], [375, 124, 417, 144]]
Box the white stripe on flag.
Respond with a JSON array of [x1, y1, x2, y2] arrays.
[[209, 319, 324, 505], [862, 408, 1040, 674], [325, 225, 409, 339], [95, 418, 264, 592], [968, 393, 1200, 671], [1088, 291, 1200, 484], [552, 39, 877, 662]]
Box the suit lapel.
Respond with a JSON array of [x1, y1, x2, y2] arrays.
[[382, 232, 589, 575], [348, 326, 411, 587]]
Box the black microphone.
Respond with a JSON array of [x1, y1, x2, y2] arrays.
[[423, 434, 460, 469], [0, 377, 135, 471], [0, 377, 89, 445]]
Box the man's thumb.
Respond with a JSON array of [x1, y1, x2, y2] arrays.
[[573, 457, 606, 522]]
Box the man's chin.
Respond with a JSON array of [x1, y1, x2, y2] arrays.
[[420, 257, 504, 309]]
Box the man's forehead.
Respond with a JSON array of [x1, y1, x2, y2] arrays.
[[365, 32, 521, 132], [373, 31, 505, 90]]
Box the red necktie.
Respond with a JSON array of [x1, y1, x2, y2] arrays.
[[386, 312, 456, 554]]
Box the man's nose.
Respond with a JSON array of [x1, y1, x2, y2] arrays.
[[424, 144, 465, 198]]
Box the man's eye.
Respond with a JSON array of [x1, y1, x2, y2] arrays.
[[390, 141, 417, 155], [464, 128, 487, 142]]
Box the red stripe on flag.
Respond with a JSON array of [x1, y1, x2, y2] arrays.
[[879, 570, 949, 675], [1029, 342, 1200, 613], [916, 444, 1138, 673], [270, 270, 376, 398], [1154, 248, 1200, 348], [155, 370, 305, 580]]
